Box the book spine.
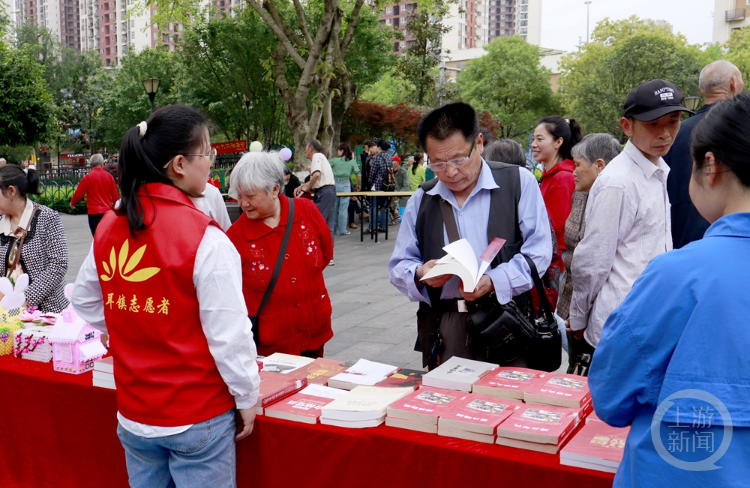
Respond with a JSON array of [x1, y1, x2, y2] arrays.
[[262, 378, 308, 407]]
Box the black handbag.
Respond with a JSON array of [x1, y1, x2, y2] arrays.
[[248, 199, 295, 345]]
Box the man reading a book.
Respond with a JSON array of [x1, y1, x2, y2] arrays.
[[389, 102, 552, 368]]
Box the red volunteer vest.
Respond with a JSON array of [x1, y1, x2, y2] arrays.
[[94, 183, 234, 426]]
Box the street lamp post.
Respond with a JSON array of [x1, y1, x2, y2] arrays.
[[142, 78, 160, 114], [243, 95, 251, 152], [584, 1, 592, 43]]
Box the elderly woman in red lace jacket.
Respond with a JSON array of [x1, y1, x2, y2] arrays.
[[226, 152, 333, 358]]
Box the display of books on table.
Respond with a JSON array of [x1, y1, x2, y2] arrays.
[[92, 356, 115, 390], [261, 353, 315, 374], [420, 238, 505, 293], [386, 387, 469, 434], [265, 384, 348, 424], [495, 404, 582, 454], [560, 421, 630, 473], [327, 359, 400, 390], [523, 373, 591, 408], [255, 371, 308, 414], [320, 386, 413, 428], [422, 356, 497, 392], [287, 357, 349, 385], [472, 367, 547, 400], [437, 395, 524, 444], [587, 411, 601, 424]]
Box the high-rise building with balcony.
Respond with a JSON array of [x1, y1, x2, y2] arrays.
[[5, 0, 81, 50], [713, 0, 750, 44]]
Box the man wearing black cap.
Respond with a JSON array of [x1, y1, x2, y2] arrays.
[[568, 79, 692, 352]]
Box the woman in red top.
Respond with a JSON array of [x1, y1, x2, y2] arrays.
[[532, 116, 583, 266], [227, 152, 333, 358]]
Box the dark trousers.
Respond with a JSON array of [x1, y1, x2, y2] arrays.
[[88, 213, 105, 236], [313, 185, 336, 248], [566, 332, 596, 374]]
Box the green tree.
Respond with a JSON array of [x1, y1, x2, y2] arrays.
[[396, 0, 453, 107], [360, 68, 414, 105], [177, 9, 289, 146], [725, 28, 750, 85], [458, 36, 557, 138], [97, 48, 180, 150], [0, 42, 54, 146], [559, 16, 707, 137]]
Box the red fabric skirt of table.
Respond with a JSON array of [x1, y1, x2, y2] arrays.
[[0, 356, 614, 488]]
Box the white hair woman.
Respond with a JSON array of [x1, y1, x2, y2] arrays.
[[226, 152, 333, 358]]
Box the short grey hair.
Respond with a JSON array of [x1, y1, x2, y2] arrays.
[[571, 133, 621, 166], [90, 154, 104, 166], [699, 60, 741, 94], [229, 152, 285, 198], [484, 139, 526, 167], [0, 158, 6, 166]]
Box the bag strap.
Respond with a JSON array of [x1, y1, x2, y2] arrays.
[[521, 254, 555, 326], [7, 204, 40, 278], [255, 199, 295, 317], [439, 199, 460, 243]]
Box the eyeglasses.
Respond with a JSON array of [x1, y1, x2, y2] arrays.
[[426, 140, 475, 172], [163, 148, 218, 169]]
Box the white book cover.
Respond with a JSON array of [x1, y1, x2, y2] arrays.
[[328, 359, 400, 387], [319, 416, 385, 429], [93, 370, 115, 381], [92, 377, 116, 390], [321, 386, 413, 421], [423, 356, 497, 392], [94, 356, 114, 374], [421, 238, 504, 292], [261, 353, 315, 374], [298, 384, 349, 400]]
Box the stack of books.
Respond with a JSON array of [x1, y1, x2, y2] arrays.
[[92, 357, 115, 390], [523, 373, 591, 409], [320, 386, 413, 428], [255, 371, 308, 414], [265, 384, 347, 424], [422, 356, 497, 392], [386, 387, 469, 434], [495, 404, 582, 454], [437, 394, 524, 444], [287, 357, 349, 385], [260, 353, 315, 374], [472, 367, 547, 400], [327, 359, 401, 390], [560, 421, 630, 473]]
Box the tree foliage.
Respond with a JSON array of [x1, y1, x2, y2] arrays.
[[458, 36, 557, 139], [725, 28, 750, 85], [0, 42, 53, 147], [558, 16, 708, 137]]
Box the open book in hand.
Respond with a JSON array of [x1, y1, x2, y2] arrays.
[[421, 237, 505, 293]]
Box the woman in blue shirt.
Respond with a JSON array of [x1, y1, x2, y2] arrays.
[[589, 94, 750, 487]]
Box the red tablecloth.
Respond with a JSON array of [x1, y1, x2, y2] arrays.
[[0, 356, 614, 488]]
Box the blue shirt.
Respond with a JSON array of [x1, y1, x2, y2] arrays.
[[589, 212, 750, 487], [389, 161, 552, 305]]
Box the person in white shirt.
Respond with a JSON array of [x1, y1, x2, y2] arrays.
[[294, 140, 336, 265], [568, 79, 693, 350], [191, 182, 231, 231]]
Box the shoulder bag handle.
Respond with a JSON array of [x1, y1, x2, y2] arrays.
[[255, 198, 295, 318], [521, 254, 555, 325]]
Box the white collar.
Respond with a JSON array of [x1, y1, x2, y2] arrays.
[[0, 198, 36, 237]]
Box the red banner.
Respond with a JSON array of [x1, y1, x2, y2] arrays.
[[212, 140, 246, 154]]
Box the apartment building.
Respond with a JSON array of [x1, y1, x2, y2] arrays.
[[379, 2, 417, 53], [4, 0, 81, 50], [713, 0, 750, 43]]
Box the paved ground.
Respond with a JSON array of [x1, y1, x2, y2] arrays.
[[61, 212, 566, 372]]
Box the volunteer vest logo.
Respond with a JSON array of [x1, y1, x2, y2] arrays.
[[99, 240, 161, 283]]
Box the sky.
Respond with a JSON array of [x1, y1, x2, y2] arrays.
[[540, 0, 716, 52]]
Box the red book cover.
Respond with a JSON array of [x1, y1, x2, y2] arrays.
[[375, 369, 425, 390], [471, 367, 547, 400], [496, 403, 581, 444], [286, 358, 348, 385], [561, 421, 630, 466], [438, 394, 524, 435], [257, 371, 308, 410], [386, 387, 469, 425], [523, 373, 591, 408], [265, 384, 346, 424], [587, 410, 602, 424]]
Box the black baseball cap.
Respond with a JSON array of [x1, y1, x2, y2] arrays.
[[623, 79, 694, 121]]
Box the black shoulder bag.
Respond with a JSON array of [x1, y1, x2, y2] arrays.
[[248, 199, 295, 345]]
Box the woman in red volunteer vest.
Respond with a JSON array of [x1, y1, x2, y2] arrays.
[[71, 105, 260, 488]]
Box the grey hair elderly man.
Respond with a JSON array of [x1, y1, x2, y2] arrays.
[[70, 153, 119, 235], [664, 60, 744, 248], [0, 158, 7, 167]]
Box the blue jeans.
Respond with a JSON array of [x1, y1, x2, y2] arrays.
[[334, 180, 350, 235], [116, 409, 237, 488], [368, 196, 388, 231]]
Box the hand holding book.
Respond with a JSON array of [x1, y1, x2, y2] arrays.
[[420, 238, 505, 293]]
